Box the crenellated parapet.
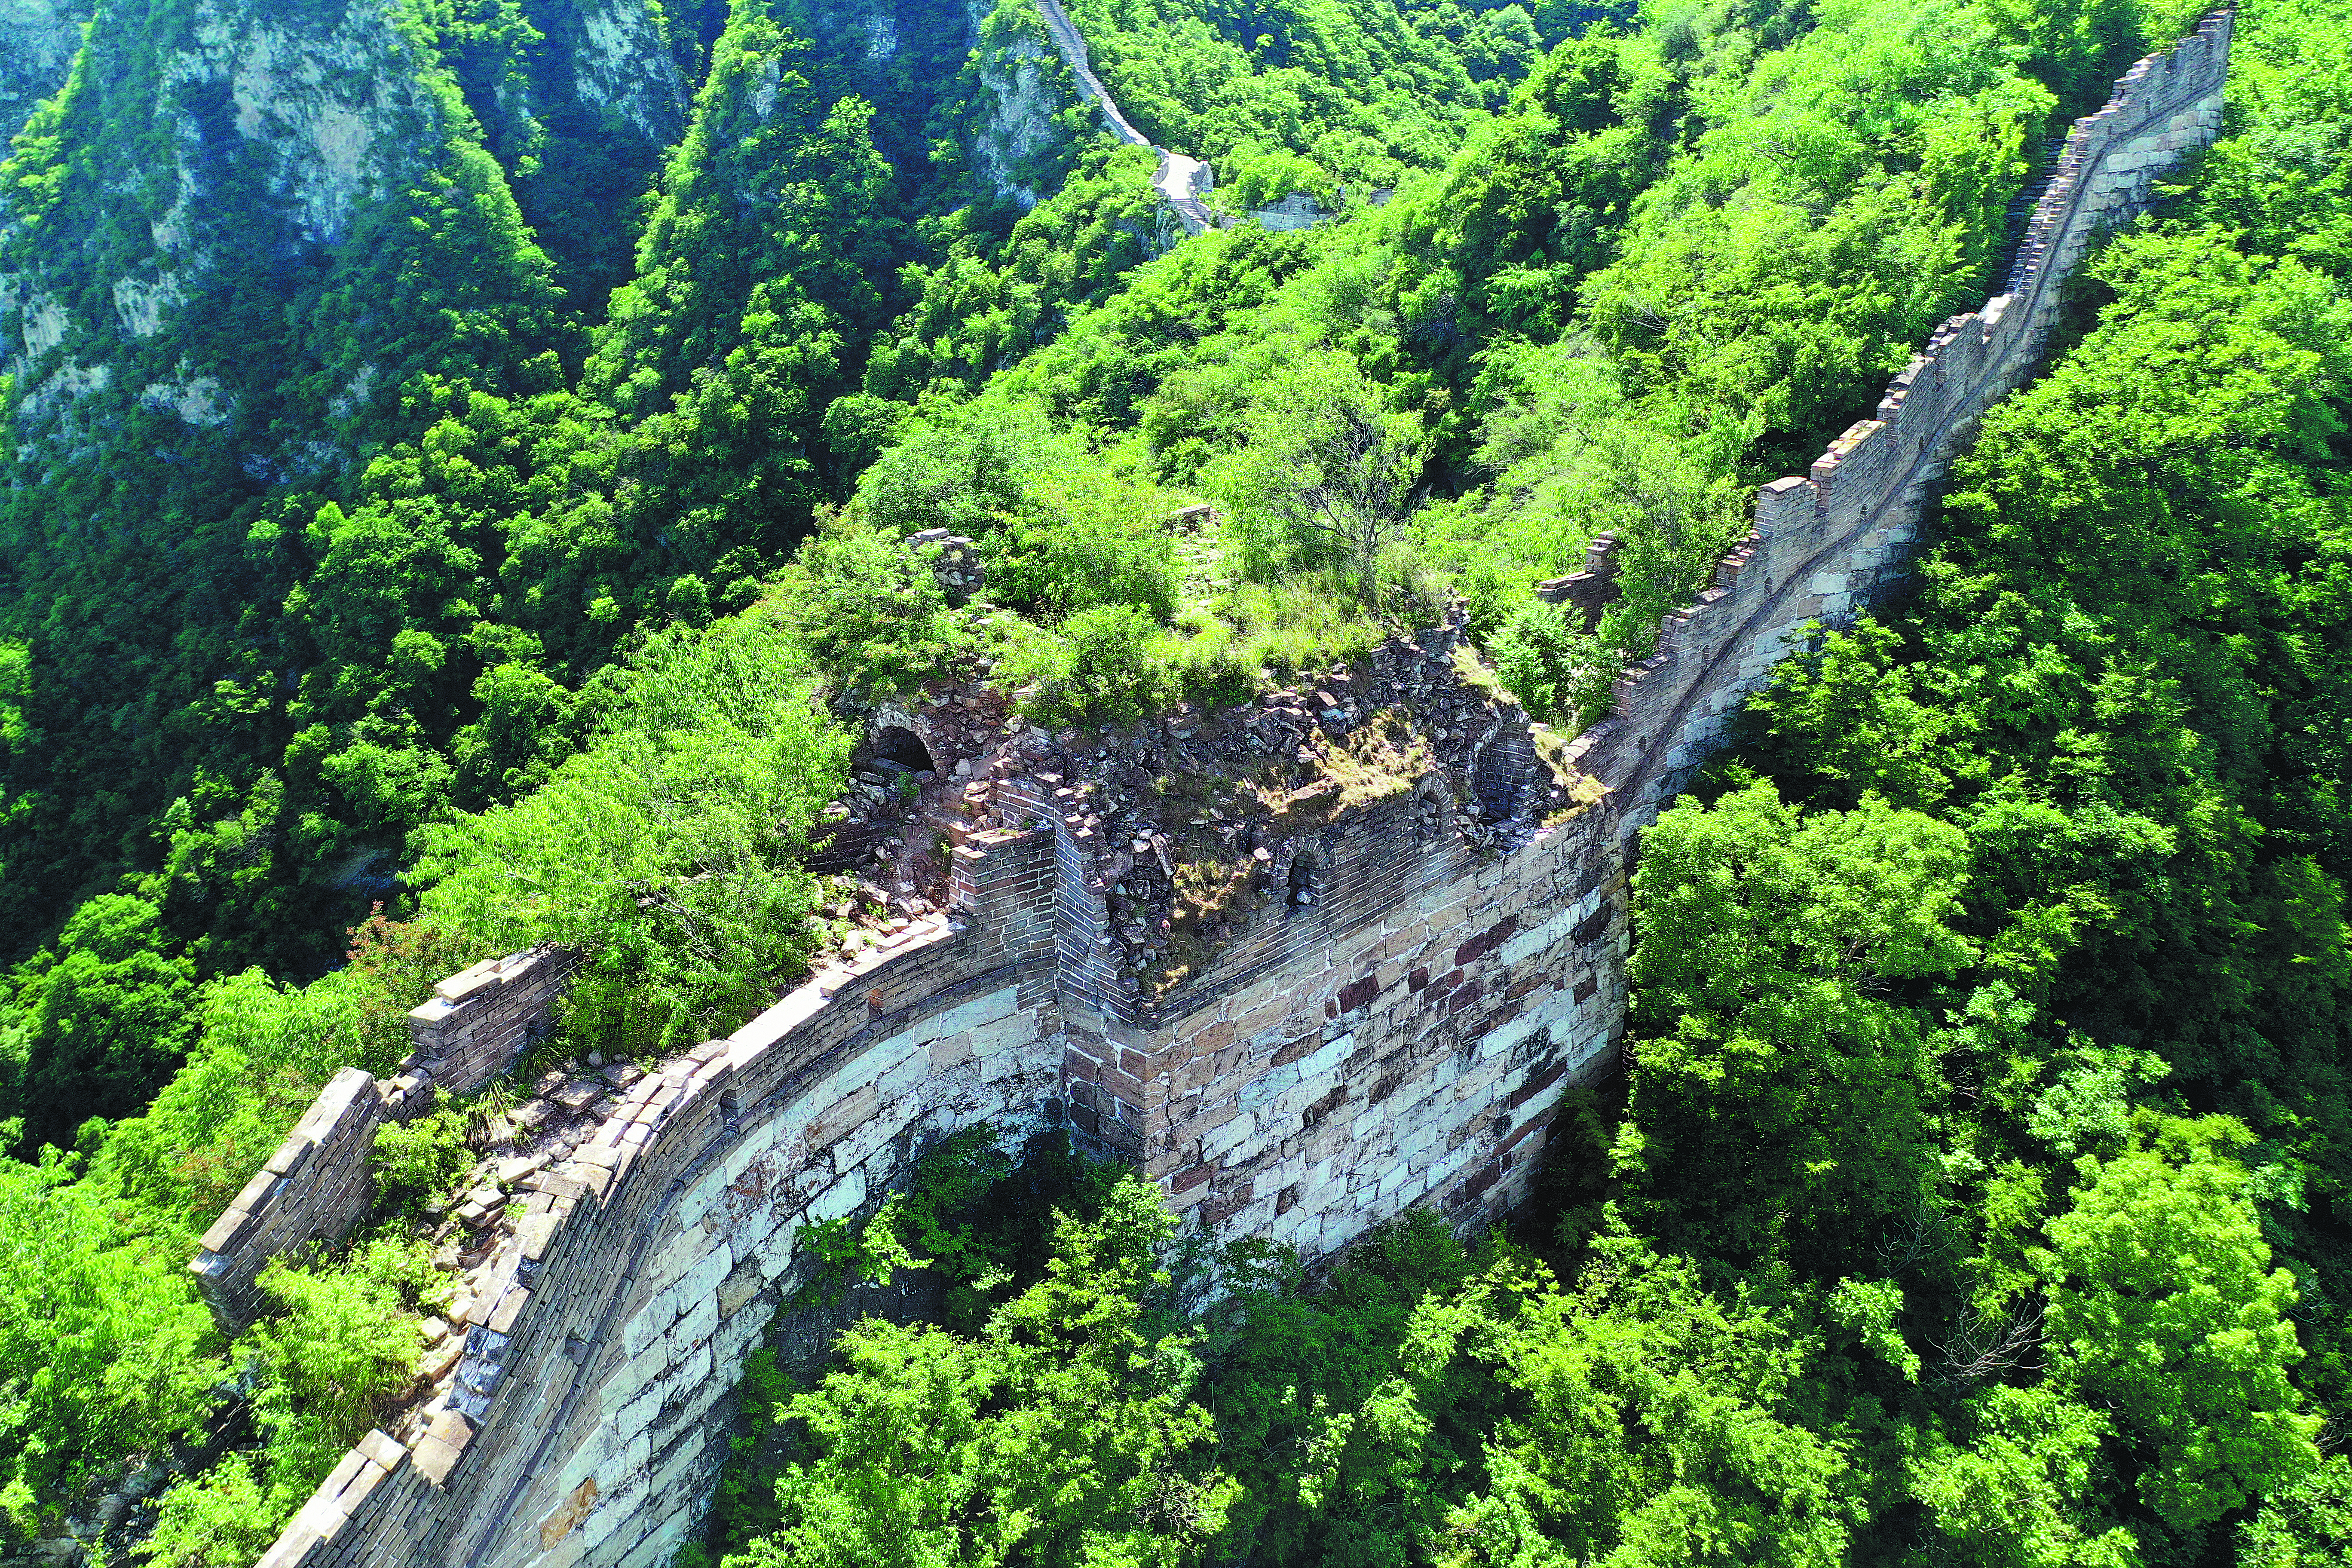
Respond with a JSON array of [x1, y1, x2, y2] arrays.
[[1562, 6, 2234, 824]]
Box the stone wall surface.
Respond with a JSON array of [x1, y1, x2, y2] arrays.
[[189, 1066, 416, 1335], [230, 11, 2233, 1565], [408, 948, 579, 1096], [1136, 790, 1624, 1245]]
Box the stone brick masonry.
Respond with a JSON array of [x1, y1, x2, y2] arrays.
[[227, 12, 2232, 1564], [189, 949, 571, 1335]]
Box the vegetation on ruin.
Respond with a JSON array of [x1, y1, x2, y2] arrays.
[[0, 0, 2340, 1560], [689, 3, 2352, 1564]]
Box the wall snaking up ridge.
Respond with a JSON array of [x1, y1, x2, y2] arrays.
[[1029, 0, 1319, 236], [1563, 7, 2236, 827], [227, 12, 2234, 1566]]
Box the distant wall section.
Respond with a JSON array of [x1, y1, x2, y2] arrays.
[[1029, 0, 1357, 238]]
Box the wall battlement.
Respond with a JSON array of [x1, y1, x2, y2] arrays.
[[1565, 5, 2232, 827], [230, 11, 2232, 1565], [190, 948, 572, 1335]]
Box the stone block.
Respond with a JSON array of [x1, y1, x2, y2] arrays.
[[717, 1257, 764, 1320], [619, 1291, 675, 1366], [671, 1289, 721, 1356], [805, 1166, 868, 1226], [805, 1084, 882, 1154], [649, 1223, 719, 1293], [876, 1038, 931, 1101], [830, 1096, 916, 1175], [676, 1234, 734, 1305], [918, 987, 1020, 1046]]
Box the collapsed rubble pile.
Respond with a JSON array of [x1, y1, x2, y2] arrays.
[[371, 562, 1578, 1448], [390, 1055, 649, 1458], [855, 613, 1577, 998]]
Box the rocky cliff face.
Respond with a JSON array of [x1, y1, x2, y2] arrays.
[[563, 0, 688, 141], [0, 0, 559, 466], [0, 0, 1110, 473], [972, 33, 1058, 207], [478, 0, 686, 308], [180, 0, 453, 248], [0, 0, 86, 136], [966, 0, 1077, 208]]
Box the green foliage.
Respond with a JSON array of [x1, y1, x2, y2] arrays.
[[1216, 352, 1429, 596], [713, 1158, 1883, 1568], [851, 1126, 1021, 1300], [94, 927, 439, 1230], [587, 13, 895, 416], [1572, 0, 2054, 462], [1000, 603, 1179, 728], [1485, 597, 1607, 724], [1622, 780, 1975, 1264], [1902, 1382, 2132, 1568], [863, 144, 1170, 404], [147, 1237, 439, 1568], [1597, 10, 2352, 1559], [372, 1106, 473, 1217], [2190, 0, 2352, 279], [2240, 1455, 2352, 1568], [244, 1242, 434, 1463], [733, 1177, 1236, 1568], [979, 481, 1181, 624], [766, 527, 975, 700], [0, 1154, 220, 1544], [694, 1348, 800, 1561], [0, 893, 198, 1148], [854, 405, 1038, 539], [413, 612, 852, 1054], [2038, 1115, 2321, 1531], [1434, 1238, 1862, 1568], [852, 402, 1182, 622]]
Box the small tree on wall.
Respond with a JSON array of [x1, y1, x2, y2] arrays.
[[1222, 355, 1429, 599]]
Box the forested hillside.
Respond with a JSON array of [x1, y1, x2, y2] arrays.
[[0, 0, 2343, 1562]]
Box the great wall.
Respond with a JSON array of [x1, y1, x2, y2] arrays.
[[212, 10, 2236, 1565], [1030, 0, 1351, 235]]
